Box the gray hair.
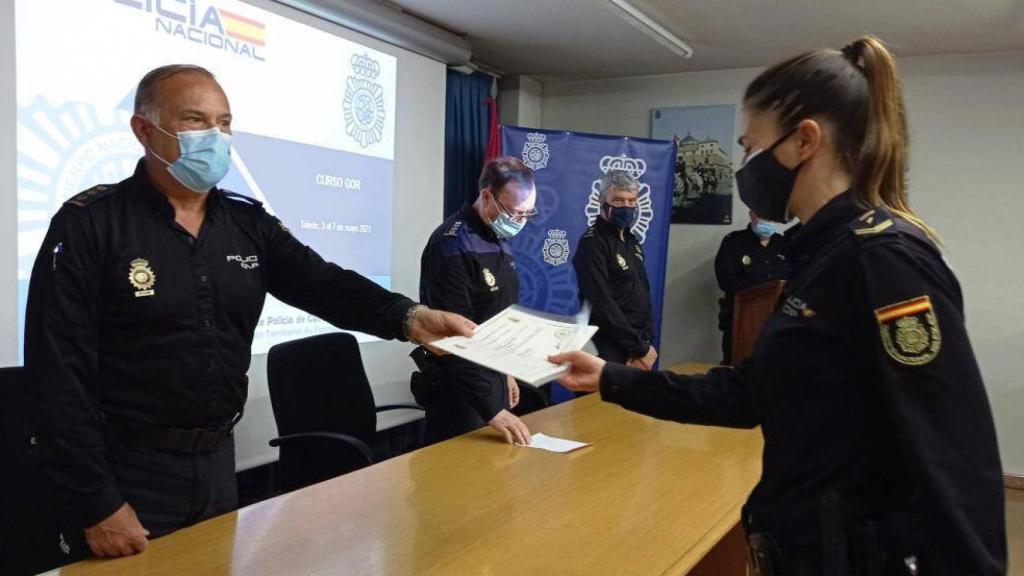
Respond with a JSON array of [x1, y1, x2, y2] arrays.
[[134, 64, 216, 122], [598, 169, 639, 201]]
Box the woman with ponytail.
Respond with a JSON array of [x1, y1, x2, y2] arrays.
[[551, 37, 1005, 575]]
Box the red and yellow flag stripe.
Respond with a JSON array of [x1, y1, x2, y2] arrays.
[[874, 295, 932, 323], [220, 9, 266, 47]]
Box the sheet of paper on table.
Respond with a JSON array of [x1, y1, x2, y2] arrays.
[[522, 433, 591, 453], [430, 304, 598, 385]]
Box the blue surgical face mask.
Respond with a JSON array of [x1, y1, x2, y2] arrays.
[[149, 123, 232, 194], [489, 196, 526, 239], [752, 220, 777, 239], [603, 203, 636, 230]]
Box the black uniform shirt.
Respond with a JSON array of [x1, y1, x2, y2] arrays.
[[418, 205, 518, 419], [599, 192, 1005, 574], [25, 160, 416, 526], [573, 217, 654, 358], [714, 226, 789, 295]]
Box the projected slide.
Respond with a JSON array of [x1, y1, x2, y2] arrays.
[[15, 0, 397, 354]]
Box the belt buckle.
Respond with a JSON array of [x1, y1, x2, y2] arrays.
[[193, 428, 221, 453]]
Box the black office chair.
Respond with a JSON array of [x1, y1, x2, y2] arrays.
[[0, 367, 62, 576], [511, 382, 549, 417], [266, 333, 424, 493]]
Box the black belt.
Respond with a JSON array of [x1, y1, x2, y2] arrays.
[[103, 413, 240, 454]]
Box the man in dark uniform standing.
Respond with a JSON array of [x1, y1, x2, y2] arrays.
[[414, 157, 535, 445], [714, 210, 789, 364], [573, 170, 657, 369], [24, 64, 474, 561]]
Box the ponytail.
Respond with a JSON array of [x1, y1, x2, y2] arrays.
[[744, 35, 938, 240], [844, 37, 937, 240]]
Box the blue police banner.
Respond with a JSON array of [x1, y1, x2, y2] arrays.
[[501, 126, 676, 402]]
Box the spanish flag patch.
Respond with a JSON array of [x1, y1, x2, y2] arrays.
[[874, 295, 942, 366]]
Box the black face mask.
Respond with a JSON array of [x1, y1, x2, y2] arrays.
[[735, 128, 801, 223]]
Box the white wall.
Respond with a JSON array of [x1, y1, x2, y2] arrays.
[[0, 5, 15, 367], [498, 74, 543, 128], [541, 51, 1024, 475]]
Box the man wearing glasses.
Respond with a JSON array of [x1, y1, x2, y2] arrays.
[[414, 157, 537, 444], [573, 170, 658, 370]]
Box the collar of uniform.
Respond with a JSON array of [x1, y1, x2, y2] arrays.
[[130, 158, 221, 222], [784, 190, 861, 262], [595, 215, 633, 242], [130, 158, 173, 220], [462, 203, 500, 243]]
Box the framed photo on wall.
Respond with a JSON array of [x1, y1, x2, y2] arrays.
[[651, 105, 736, 225]]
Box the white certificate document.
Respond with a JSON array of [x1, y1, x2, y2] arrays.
[[430, 305, 598, 385]]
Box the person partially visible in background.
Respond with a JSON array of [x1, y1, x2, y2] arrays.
[[573, 170, 657, 370], [714, 210, 789, 364]]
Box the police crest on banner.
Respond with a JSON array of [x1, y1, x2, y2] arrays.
[[542, 229, 570, 266], [585, 154, 655, 243], [521, 132, 550, 170]]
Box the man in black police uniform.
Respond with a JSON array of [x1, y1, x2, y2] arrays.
[[414, 158, 536, 446], [714, 210, 789, 364], [24, 65, 475, 561], [573, 170, 656, 369]]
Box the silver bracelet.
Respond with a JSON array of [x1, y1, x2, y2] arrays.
[[403, 305, 427, 344]]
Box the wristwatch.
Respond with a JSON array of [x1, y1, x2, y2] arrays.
[[403, 304, 427, 344]]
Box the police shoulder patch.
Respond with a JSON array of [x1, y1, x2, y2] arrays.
[[64, 184, 117, 208], [874, 295, 942, 366]]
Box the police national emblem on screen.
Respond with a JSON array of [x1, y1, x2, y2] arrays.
[[584, 154, 655, 243], [521, 132, 550, 170], [344, 53, 386, 148]]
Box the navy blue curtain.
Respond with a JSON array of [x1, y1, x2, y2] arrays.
[[443, 70, 493, 217]]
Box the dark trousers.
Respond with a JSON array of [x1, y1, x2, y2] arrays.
[[423, 389, 487, 445], [721, 326, 733, 365], [593, 339, 630, 364], [57, 436, 237, 564], [421, 374, 507, 446]]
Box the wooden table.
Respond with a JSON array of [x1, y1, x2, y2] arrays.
[[57, 363, 763, 575]]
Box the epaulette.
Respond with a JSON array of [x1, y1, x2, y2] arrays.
[[848, 206, 897, 241], [443, 220, 464, 237], [64, 184, 117, 208], [581, 226, 597, 239], [222, 190, 263, 207]]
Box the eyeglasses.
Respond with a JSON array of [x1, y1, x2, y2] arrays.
[[494, 197, 539, 224]]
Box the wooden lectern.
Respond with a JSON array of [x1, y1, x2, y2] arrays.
[[731, 280, 785, 365]]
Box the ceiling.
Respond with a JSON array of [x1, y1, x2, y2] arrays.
[[385, 0, 1024, 80]]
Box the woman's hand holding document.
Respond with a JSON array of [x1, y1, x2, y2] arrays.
[[429, 304, 598, 386]]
